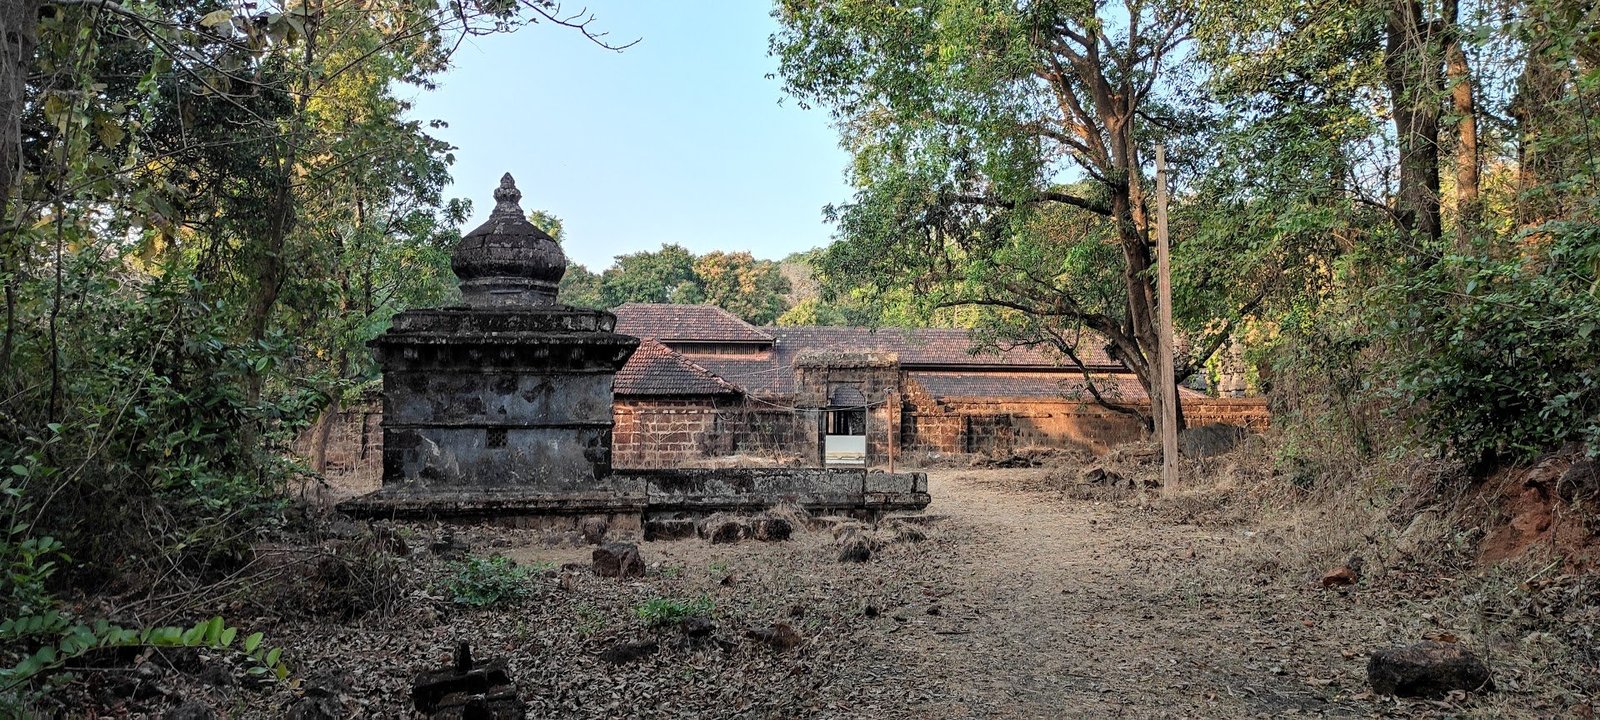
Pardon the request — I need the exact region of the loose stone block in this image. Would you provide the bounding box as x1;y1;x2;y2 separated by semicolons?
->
1368;641;1493;697
591;542;645;579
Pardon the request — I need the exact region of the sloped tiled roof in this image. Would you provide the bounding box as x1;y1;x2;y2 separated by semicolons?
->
613;339;740;397
908;371;1205;403
613;303;773;343
689;356;795;397
770;326;1116;369
611;303;1130;399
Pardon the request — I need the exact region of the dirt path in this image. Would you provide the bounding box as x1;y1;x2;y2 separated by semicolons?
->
114;466;1493;719
878;470;1365;718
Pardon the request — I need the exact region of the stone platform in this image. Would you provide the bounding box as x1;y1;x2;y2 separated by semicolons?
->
336;467;929;531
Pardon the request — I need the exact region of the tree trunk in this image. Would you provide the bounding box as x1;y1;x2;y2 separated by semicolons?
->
308;393;341;473
1384;0;1443;251
0;0;38;209
1443;0;1480;247
0;0;40;386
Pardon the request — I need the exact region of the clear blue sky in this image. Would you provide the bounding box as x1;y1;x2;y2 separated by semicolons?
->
406;2;851;270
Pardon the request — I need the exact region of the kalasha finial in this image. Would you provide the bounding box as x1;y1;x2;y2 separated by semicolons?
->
491;173;523;216
449;172;566;307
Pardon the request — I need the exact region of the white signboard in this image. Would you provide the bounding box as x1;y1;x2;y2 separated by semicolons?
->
825;434;867;467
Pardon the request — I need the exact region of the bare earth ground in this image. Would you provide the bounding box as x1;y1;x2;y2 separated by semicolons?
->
842;470;1371;719
97;467;1592;718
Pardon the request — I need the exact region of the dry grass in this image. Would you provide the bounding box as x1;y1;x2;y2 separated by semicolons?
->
1136;429;1600;716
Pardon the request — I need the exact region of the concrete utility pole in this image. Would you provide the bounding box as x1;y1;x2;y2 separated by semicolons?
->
1155;145;1179;490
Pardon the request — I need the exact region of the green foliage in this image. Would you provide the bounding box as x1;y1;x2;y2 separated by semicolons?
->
583;243;794;324
1389;225;1600;463
633;596;713;627
601;243;702;306
573;604;607;635
445;556;536;607
772;0;1279;435
0;615;290;700
528;210;566;243
692;251;791;325
0;0;616;710
559;263;607;310
1;461;65;624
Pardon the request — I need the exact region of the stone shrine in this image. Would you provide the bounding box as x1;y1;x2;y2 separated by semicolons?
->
351;174;644;521
341;174;928;531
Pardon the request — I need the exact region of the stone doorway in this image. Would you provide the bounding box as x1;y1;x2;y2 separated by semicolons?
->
824;384;868;467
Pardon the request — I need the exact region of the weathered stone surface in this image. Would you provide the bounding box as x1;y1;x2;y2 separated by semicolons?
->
591;543;644;579
412;644;515;715
337;175;935;531
1082;466;1127;487
1368;641;1493;697
360;175;638;511
451;173;565;308
431;532;470;557
638;468;929;514
1320;557;1364;589
752;515;792;542
580;516;608;545
431;687;527;720
339;487;647;520
1560;457;1598;501
340;467;929;522
680;616;716;638
699;514;750;544
643;517;696;541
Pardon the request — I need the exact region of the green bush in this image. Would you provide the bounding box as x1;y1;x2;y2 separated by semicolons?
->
445;556;535;607
1389;224;1600;465
633;596;714;627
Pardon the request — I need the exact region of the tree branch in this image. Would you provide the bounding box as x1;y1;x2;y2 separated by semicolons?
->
952;190;1111;217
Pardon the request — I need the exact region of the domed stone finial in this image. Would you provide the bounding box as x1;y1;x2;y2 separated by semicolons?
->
450;173;567;307
491;173;523;215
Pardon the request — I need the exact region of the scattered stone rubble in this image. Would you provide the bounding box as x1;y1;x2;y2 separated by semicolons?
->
590;542;645;579
411;642;525;719
1367;640;1494;698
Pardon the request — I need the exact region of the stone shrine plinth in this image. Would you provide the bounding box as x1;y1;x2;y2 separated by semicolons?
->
342;174;641;524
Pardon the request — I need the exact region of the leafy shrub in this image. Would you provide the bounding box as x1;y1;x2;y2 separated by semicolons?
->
0;614;290;708
1389;224;1600;465
2;264;318;578
633;596;714;627
445;556;535;607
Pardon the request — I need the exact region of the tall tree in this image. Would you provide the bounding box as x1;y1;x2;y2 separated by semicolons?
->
1443;0;1481;240
1383;0;1445;250
693;251;790;325
600;243;701;306
775;0;1249;433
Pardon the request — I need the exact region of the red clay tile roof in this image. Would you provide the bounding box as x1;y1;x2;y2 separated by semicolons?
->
697;327;1121;397
688;356;794;397
612;304;1130;398
770;326;1116;369
613;303;773;343
908;371;1205;403
614;339;740;397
